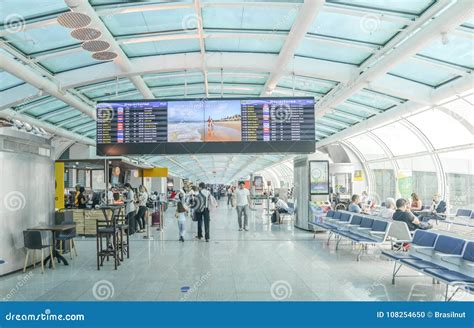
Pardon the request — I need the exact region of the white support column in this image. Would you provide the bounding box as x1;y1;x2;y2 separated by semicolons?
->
193;0;209;97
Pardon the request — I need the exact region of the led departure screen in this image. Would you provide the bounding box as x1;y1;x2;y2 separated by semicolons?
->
96;97;315;155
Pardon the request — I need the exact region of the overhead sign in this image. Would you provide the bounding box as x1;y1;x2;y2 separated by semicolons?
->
96;97;315;155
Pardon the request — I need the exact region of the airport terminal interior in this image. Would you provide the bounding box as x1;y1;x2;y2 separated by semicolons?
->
0;0;473;303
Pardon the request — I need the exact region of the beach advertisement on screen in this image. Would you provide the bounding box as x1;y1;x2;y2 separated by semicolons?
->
310;161;329;195
167;101;205;142
167;100;241;142
204;100;241;142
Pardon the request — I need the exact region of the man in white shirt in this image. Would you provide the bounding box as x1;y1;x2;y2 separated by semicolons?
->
235;181;252;231
271;197;289;224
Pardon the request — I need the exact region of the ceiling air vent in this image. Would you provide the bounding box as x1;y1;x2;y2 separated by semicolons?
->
57;12;91;29
82;40;110;52
92;51;118;61
71;27;101;41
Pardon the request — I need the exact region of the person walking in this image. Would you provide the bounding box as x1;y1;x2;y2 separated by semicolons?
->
135;185;148;233
235;181;252;231
175;194;188;242
195;182;211;242
124;183;136;234
227;186;233;206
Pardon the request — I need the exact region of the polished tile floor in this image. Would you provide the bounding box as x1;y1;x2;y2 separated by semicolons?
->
1;200;472;302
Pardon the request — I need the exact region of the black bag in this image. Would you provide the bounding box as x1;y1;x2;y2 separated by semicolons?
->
192;211;198;222
146;197;154;209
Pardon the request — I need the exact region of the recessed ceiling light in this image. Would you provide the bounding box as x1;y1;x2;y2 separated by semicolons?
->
71;27;101;41
57;12;91;29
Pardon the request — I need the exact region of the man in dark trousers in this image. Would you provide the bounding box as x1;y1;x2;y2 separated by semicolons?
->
195;182;211;242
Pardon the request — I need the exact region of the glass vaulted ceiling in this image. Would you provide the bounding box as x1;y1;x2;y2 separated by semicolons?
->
0;0;472;183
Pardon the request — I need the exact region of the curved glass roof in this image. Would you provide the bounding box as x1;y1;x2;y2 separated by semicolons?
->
0;0;472;182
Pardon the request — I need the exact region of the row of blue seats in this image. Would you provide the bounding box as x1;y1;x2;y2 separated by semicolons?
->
382;230;473;301
310;210;393;261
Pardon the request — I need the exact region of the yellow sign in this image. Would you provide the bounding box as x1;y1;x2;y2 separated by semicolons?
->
141;168;168;177
55;162;65;209
354;170;364;181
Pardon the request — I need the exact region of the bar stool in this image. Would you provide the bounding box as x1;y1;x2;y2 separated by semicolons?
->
96;219;119;270
114;209;130;261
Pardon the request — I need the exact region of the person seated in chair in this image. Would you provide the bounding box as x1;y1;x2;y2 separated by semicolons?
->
392;198;421;231
271;197;289;224
379;197;396;220
348;194;368;214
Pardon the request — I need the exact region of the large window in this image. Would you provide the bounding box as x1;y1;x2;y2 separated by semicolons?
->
397;156;438;203
439;149;474;210
371;161;396;203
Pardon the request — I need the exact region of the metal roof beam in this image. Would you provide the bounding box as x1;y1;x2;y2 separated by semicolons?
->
316;0;473;118
0;109;95;146
0;51;96;119
261;0;325;96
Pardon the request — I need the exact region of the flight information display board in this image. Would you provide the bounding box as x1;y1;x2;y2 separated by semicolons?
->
96;97;315;155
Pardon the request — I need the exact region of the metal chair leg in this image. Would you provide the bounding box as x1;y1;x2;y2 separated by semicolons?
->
32;250;36;268
72;239;78;256
23;249;29;272
50;247;55;269
69;240;73;259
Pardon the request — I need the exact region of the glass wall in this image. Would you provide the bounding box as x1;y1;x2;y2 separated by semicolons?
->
335;93;474;213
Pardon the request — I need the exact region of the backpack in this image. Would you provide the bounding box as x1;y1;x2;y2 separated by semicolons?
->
195;191;207;213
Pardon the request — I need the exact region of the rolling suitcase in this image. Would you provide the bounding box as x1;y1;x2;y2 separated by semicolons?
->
151;211;161;228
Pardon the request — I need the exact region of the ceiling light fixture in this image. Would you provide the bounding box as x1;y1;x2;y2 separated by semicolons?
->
92;51;118;61
82;40;110;52
71;27;101;41
57;12;91;29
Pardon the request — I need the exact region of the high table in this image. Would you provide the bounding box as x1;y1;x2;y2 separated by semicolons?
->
28;224;76;267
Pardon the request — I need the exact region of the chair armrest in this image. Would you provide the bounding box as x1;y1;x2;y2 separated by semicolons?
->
436;253;463;258
369;231;386;235
412;245;435;249
465;262;474;267
346;224;359;227
356;227;372;231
